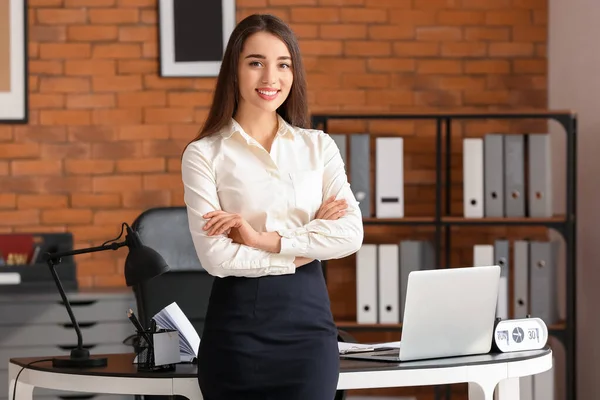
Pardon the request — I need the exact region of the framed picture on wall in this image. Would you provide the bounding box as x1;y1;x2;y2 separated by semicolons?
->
0;0;27;123
158;0;236;78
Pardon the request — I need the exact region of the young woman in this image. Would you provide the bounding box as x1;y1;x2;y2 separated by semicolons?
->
181;13;364;400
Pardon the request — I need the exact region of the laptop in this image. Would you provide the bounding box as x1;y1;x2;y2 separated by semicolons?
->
342;265;501;362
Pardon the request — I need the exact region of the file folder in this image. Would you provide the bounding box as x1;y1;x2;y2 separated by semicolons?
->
375;137;404;218
493;240;509;320
513;240;530;318
356;244;377;324
529;241;559;325
463;138;484;218
330;134;347;170
377;244;400;324
504;134;525;217
484;133;505;217
350;134;371;217
528;133;553;217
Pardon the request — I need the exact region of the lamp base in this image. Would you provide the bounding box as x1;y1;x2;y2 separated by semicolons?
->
52;348;108;368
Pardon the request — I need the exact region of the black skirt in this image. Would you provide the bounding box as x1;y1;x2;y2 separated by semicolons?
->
197;260;340;400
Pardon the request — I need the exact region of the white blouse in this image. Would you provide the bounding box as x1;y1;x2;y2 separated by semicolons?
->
181;114;364;278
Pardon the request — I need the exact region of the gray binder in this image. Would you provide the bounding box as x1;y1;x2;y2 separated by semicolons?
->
494;239;509;320
350;134;370;217
529;241;559;325
399;240;435;321
484;133;505;217
330;134;347;170
528;134;553;217
503;134;525;217
513;240;530;318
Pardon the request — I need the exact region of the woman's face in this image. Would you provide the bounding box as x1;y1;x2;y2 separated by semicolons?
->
237;31;294;115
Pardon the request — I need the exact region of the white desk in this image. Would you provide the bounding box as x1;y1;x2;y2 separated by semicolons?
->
8;349;552;400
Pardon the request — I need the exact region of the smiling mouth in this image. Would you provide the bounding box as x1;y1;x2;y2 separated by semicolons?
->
256;89;279;96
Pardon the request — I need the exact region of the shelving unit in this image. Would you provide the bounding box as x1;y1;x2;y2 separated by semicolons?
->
310;110;577;400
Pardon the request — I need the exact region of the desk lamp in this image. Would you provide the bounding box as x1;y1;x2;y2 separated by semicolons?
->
45;222;170;368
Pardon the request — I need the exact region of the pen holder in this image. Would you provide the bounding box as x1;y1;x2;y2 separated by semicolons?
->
133;328;178;372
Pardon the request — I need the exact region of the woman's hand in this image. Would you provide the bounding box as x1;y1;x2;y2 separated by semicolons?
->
315;196;347;220
203;211;259;247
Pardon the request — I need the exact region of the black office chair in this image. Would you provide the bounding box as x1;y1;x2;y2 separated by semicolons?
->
130;206;350;400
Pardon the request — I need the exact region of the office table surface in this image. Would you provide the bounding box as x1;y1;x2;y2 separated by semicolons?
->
10;347;551;377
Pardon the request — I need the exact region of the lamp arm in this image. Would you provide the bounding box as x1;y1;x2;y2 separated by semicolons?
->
45;240;128;354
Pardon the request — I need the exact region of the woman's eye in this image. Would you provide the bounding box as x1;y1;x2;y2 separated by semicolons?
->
280;63;291;69
249;61;262;67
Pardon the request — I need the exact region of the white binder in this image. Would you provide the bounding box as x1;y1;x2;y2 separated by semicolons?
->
463;138;484;218
473;244;494;267
375;137;404;218
377;244;400;324
513;240;530;318
356;244;378;324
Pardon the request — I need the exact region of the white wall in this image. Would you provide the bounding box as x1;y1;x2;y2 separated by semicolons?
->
548;1;600;399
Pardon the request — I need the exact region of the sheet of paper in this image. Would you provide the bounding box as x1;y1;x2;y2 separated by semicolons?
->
338;341;401;354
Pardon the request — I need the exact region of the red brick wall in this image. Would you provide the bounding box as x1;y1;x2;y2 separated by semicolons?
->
0;0;547;288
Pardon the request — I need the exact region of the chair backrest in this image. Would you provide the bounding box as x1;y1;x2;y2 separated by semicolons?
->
130;206;214;335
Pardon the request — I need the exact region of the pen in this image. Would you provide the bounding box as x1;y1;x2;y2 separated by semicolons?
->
127;308;152;344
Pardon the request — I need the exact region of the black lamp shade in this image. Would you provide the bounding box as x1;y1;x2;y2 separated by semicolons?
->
124;245;169;287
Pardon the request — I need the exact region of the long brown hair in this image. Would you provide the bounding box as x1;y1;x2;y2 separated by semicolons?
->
191;14;309;142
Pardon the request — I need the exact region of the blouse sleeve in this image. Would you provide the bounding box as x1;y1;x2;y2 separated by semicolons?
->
276;133;364;260
181;143;296;278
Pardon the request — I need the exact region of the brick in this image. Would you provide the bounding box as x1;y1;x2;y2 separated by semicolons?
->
92;109;143;125
93;210;142;225
93;76;143;92
67;26;119;41
0;126;13;141
30;94;66;109
92;142;142;159
92;44;142;59
40;110;92;125
118;0;155;6
11;160;63;176
89;9;139;24
140;9;156;24
65;159;115;175
464;27;510;41
289;23;318;39
15;125;67;143
367;58;414;72
366;90;413;106
237;0;267;5
40;177;93;193
341;8;388;23
30;26;67;42
118;91;166;107
0;143;41;159
65;0;116;6
143;108;195;124
70;194;121;208
0;210;40;226
122;190;171;208
290;8;339;22
42;143;91;159
316;90;366;106
119;125;170;140
441;42;487;57
118;26;156;42
65;60;116;76
320;25;367;40
143;174;183;190
464;60;510;74
513;26;546;42
93;176;142;192
437;11;485;25
39;77;90;93
167;92;212;107
29;61;63;75
416;26;462;41
116;158;166;173
37;9;87;24
68;126;116;142
368;25;414;40
117;60;157;74
342;73;390;89
513;59;546;74
39;43;91;59
66;94;116;109
485;10;532;25
42;209;93;225
142;140;186;157
345;41;391;57
417;60;462;74
489;42;534;57
393;42;439;57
